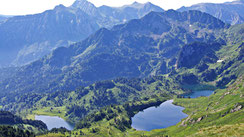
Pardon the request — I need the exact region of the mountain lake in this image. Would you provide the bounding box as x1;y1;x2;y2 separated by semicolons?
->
35;115;75;130
131;90;214;131
35;90;214;131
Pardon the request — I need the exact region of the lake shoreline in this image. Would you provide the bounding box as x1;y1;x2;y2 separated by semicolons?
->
131;90;214;131
35;115;75;130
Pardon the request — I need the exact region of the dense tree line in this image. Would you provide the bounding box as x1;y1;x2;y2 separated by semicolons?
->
0;126;35;137
2;76;183;124
75;94;169;131
0;111;47;130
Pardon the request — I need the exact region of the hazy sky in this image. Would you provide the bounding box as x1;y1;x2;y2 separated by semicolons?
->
0;0;235;15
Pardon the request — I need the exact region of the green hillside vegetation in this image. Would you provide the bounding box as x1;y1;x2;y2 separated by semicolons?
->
0;10;243;137
3;76;183;123
38;94;171;137
3;23;243;125
175;24;244;88
0;125;35;137
0;111;48;135
2;23;243;136
43;76;242;137
142;76;244;137
0;10;228;100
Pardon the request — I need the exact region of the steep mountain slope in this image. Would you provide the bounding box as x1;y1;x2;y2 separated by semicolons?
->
0;67;17;82
178;0;244;25
0;5;99;67
175;24;244;87
145;76;244;137
0;10;227;98
176;42;223;69
0;0;163;67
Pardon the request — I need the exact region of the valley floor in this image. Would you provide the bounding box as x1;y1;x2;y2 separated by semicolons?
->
37;76;244;137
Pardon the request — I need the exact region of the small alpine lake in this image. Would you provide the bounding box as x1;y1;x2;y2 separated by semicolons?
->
131;100;188;131
35;90;214;131
35;115;75;130
183;90;214;98
131;90;214;131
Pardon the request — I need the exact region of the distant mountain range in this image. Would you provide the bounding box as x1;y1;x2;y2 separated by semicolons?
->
178;0;244;25
0;0;243;99
71;1;164;28
0;0;163;67
0;10;231;97
0;0;243;68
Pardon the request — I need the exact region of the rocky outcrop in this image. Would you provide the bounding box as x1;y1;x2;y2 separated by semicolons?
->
177;42;221;69
230;104;243;113
222;103;242;117
180;115;207;126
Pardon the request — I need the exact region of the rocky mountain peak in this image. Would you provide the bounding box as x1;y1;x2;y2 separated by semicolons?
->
132;1;140;5
54;4;66;11
71;0;94;7
71;0;98;15
123;1;162;11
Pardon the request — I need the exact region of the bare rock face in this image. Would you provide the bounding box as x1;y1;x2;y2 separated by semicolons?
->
180;115;207;127
71;0;98;16
197;116;204;122
230;104;243;113
180;116;191;127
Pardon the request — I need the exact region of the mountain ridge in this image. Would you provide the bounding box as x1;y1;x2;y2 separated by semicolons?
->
0;0;164;68
178;0;244;25
0;10;229;98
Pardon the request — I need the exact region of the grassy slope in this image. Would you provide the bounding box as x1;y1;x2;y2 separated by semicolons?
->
190;123;244;137
37;94;170;137
6;76;183;123
132;76;244;137
43;76;243;137
7;21;244;137
33;40;244;136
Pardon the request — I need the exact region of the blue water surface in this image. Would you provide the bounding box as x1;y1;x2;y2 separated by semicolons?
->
35;115;75;130
132;90;214;131
183;90;214;98
131;100;188;131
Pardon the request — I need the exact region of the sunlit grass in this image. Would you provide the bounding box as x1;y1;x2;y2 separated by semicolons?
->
31;106;67;121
